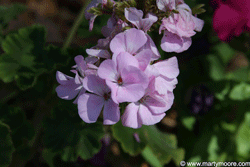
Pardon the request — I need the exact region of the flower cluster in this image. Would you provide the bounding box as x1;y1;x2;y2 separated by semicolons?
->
56;0;204;128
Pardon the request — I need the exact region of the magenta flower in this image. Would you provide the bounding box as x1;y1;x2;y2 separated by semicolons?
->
124;7;158;32
212;0;250;41
98;52;148;104
78;75;120;125
159;3;204;53
121;77;174;129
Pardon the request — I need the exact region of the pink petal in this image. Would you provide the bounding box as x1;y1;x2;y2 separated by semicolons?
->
138;104;166;125
103;99;120;125
155;76;177;93
141;13;158;32
146;92;174;114
124;7;143;29
134;49;152;71
153;56;179;79
122;103;142;129
82;75;110;96
116;52;139;73
56;84;83;100
106;80;119;104
56;71;73;85
160;31;183;52
124;28;148;54
86;49;111;59
110;33;126;53
78;93;104;123
192;16;204;32
98;59;117;81
175;37;192;53
156;0;176;12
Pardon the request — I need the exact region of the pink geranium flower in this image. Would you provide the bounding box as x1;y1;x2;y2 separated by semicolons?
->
78;75;120;125
159;3;204;53
212;0;250;41
98;52;148;104
121;77;174;129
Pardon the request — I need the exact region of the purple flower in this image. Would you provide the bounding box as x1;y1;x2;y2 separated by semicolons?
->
159;3;204;53
98;52;149;104
124;7;158;32
78;75;120;125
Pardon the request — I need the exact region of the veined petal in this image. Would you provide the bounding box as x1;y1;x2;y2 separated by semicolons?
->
160;31;183;52
82;75;110;96
153;56;179;79
135;49;152;71
98;59;117;81
124;7;143;29
122;103;142;129
110;33;126;53
138;104;166;125
116;52;139;73
106;80;119;104
124;28;148;54
78;93;104;123
103;99;120;125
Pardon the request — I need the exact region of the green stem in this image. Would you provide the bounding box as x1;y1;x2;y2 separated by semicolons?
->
62;0;92;51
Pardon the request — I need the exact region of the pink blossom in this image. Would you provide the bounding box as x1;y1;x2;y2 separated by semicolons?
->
157;0;176;11
159;3;204;53
124;7;158;32
110;28;159;65
98;52;149;104
121;77;174;129
78;75;120;125
212;0;250;41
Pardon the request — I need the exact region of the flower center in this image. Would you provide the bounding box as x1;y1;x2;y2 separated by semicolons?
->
117;77;123;85
103;92;111;101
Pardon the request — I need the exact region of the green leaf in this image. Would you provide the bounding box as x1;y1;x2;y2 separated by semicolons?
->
192;4;206;15
208;135;219;161
182;117;196;131
207;55;225;81
112;121;147;156
112;122;185;166
42;149;57;167
229;82;250;100
0;121;15;167
43;102;105;162
0;25;47;89
142;126;185;166
142;146;163;167
236;112;250;157
0;54;19;82
225;67;250;82
214;43;235;65
0;4;26;30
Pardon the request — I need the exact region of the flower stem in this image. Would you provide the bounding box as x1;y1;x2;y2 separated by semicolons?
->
62;0;92;51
